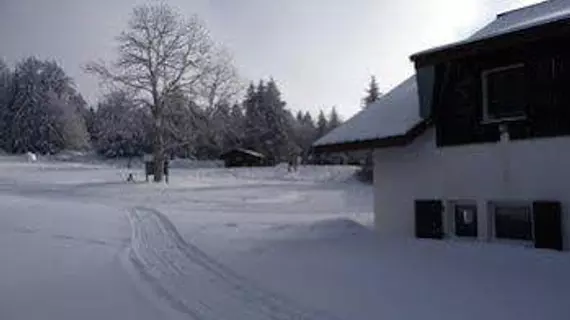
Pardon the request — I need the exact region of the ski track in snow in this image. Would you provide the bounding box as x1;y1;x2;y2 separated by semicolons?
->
126;206;343;320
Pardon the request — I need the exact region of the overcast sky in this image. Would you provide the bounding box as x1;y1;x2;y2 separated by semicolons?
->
0;0;542;118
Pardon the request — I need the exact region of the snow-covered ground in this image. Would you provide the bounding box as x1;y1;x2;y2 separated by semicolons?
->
0;158;569;320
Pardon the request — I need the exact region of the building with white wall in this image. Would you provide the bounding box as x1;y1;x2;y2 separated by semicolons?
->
314;1;570;251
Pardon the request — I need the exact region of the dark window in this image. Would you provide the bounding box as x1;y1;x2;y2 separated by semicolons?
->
415;200;444;239
454;204;478;238
482;65;526;121
494;205;532;241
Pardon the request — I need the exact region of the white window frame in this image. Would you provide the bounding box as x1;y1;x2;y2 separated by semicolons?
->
488;201;534;245
481;64;527;124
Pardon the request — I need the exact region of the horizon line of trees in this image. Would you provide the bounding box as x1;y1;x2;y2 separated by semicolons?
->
0;56;343;161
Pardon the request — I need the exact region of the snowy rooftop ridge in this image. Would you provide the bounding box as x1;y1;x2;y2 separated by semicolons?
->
313;76;421;147
412;0;570;58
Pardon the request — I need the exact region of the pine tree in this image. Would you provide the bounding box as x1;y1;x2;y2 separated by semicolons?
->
228;103;244;149
261;79;290;162
302;111;315;128
93;90;147;157
0;60;13;151
363;75;381;108
84;107;97;143
328;106;341;131
295;110;304;123
244;82;265;152
362;76;380;177
6;57;89;154
316;109;328;138
207;101;232;158
296;111;317;159
231;102;244;120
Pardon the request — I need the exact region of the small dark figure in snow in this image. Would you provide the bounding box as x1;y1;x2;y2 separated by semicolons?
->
126;157;135;183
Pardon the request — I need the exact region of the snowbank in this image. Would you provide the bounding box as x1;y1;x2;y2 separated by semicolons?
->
169;158;223;169
193;165;362;184
187;220;570;320
266;218;372;239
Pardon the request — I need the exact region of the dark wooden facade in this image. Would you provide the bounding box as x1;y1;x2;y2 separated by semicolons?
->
409;21;570;251
425;33;570;147
220;149;265;168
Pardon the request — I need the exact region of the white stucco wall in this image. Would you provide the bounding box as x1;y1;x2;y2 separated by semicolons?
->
373;128;570;249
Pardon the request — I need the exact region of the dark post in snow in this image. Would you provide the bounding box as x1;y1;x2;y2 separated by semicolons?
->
144;153;170;183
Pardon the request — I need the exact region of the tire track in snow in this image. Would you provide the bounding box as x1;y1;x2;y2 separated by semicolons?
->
126;207;342;320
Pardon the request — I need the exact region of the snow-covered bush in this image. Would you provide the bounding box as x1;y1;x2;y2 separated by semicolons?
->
25;152;37;162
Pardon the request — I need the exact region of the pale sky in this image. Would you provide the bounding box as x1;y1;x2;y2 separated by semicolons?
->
0;0;543;118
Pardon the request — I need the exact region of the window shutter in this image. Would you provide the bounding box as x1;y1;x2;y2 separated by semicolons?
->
533;201;563;251
415;200;444;239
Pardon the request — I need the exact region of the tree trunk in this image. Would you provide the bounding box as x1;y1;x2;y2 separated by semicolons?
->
152;117;165;182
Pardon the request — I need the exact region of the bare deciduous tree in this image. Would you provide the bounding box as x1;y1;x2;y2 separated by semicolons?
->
86;3;214;182
200;49;242;111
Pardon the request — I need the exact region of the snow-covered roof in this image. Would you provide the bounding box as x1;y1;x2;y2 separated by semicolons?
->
313;76;422;147
223;148;265;158
413;0;570;58
314;2;570;150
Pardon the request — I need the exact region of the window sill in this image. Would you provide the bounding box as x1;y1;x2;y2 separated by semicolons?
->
481;115;527;125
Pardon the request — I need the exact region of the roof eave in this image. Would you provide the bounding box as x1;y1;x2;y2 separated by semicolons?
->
313;119;430;154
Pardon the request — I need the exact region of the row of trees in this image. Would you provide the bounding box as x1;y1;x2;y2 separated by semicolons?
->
0;3;380;182
88;77;342;162
0;54;343;163
242;80;341;162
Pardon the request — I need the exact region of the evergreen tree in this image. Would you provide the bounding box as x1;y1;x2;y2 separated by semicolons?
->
203;100;234;158
243;82;265;152
163;89;206;158
316;109;328;138
363;75;381;108
6;57;89;154
231;102;244;120
84;107;97;143
241;78;301;162
0;60;13;151
295;111;317;160
295;110;304;123
93;90;147;157
328;106;341;131
302;111;315;129
260;79;290;161
362;76;380;177
227;103;244;149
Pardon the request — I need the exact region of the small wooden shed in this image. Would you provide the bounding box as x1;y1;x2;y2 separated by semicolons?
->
220;148;265;167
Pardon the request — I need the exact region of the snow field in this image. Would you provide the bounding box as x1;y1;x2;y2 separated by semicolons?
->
1;157;569;320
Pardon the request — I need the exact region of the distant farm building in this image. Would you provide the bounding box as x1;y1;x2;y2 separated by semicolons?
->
220;149;266;167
